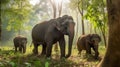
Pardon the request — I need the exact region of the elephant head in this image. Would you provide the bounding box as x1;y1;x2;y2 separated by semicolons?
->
19;37;27;53
54;15;75;58
90;34;101;46
89;34;101;58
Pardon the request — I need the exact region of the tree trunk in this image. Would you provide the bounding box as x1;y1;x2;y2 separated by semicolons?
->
58;0;63;17
97;0;120;67
81;14;85;35
81;0;85;35
78;0;85;35
50;0;57;18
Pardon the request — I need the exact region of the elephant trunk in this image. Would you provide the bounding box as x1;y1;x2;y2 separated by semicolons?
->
94;41;99;59
94;41;99;50
66;23;75;58
23;45;26;53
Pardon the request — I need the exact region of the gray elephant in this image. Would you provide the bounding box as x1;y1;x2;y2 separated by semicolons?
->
13;35;27;53
32;15;75;58
77;34;101;59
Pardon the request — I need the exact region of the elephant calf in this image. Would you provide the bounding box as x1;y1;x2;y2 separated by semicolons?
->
77;34;101;59
13;35;27;53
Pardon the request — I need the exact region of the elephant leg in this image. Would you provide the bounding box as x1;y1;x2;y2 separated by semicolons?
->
41;43;47;55
86;43;91;54
33;42;39;54
19;47;22;53
23;46;26;53
46;42;53;58
78;50;82;56
92;47;99;59
15;46;17;52
58;37;65;58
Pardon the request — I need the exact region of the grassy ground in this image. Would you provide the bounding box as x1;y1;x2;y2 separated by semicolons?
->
0;45;106;67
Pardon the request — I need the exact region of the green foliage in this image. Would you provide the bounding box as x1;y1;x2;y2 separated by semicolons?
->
33;60;42;67
84;0;107;30
1;0;32;32
45;61;49;67
69;0;107;35
0;62;4;67
0;46;106;67
24;62;31;67
9;61;17;67
69;0;89;11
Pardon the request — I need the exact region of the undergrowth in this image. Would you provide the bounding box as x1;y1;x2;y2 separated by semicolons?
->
0;45;105;67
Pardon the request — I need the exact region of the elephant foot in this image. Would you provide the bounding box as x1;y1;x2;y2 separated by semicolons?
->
23;52;25;54
34;53;38;55
32;51;38;55
46;56;52;59
46;54;51;59
94;55;99;60
60;54;65;59
41;51;46;55
23;50;26;53
32;49;38;55
40;53;46;57
36;54;45;58
65;54;70;58
60;56;66;59
94;56;99;60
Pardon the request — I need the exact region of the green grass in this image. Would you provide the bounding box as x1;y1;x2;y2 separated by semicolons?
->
0;45;106;67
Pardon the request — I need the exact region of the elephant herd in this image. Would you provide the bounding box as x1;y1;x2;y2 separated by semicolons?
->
13;15;101;59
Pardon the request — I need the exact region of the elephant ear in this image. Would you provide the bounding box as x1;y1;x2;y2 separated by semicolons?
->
90;34;101;42
52;19;61;31
53;16;67;31
97;35;101;42
86;34;93;43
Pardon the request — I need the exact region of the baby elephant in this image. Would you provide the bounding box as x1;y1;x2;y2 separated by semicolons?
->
13;35;27;53
77;34;101;59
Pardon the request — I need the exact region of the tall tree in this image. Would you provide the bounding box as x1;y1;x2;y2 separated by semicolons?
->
77;0;85;35
50;0;57;18
69;0;86;35
58;0;63;17
98;0;120;67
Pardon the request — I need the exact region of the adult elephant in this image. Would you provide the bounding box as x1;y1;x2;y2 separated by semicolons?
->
32;15;75;58
13;35;27;53
77;34;101;59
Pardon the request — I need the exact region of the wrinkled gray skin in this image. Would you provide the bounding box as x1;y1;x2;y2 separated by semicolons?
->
13;35;27;53
32;15;75;58
77;34;101;59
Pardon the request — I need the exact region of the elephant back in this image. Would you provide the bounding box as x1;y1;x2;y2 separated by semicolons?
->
77;35;87;50
13;35;27;46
